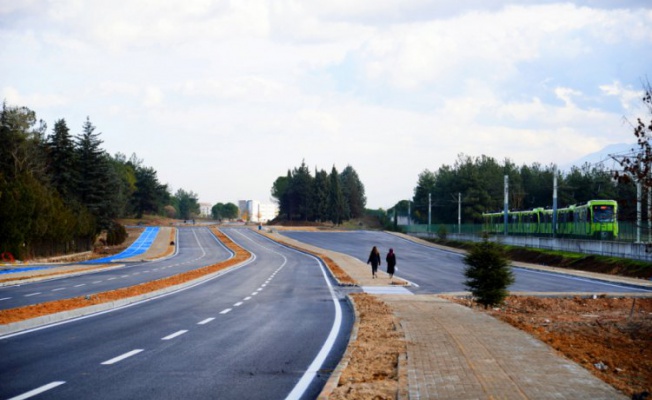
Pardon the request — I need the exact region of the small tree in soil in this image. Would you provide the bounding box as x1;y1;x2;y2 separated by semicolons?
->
463;238;514;308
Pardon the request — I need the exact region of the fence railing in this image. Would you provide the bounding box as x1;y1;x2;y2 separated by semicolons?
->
401;222;652;243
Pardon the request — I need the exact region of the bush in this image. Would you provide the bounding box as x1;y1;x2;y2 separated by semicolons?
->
437;225;448;240
463;238;514;308
106;222;128;246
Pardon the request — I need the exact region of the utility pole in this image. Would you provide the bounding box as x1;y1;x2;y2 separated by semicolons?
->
503;175;509;235
458;192;461;234
408;200;411;228
553;168;558;238
428;193;432;235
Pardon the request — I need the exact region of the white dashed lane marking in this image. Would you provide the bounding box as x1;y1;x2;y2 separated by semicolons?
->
198;318;215;325
162;330;188;341
24;293;41;297
0;297;11;301
234;302;243;307
51;288;66;292
101;349;144;365
220;308;232;314
8;381;66;400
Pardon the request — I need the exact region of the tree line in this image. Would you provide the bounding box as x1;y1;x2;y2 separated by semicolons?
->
398;155;637;225
271;161;366;224
0;102;200;259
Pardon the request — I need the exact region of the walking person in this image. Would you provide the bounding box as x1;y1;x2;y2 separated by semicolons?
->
367;246;381;278
386;248;396;281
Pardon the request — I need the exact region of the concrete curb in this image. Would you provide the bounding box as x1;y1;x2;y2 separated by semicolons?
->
317;294;360;399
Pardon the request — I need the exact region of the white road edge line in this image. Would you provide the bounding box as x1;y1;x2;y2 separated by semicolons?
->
162;330;188;340
198;318;215;325
253;237;343;400
101;349;144;365
8;381;66;400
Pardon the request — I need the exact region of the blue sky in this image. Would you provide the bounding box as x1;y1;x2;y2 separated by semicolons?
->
1;1;651;209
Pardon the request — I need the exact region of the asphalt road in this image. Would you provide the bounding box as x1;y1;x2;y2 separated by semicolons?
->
282;230;652;294
0;228;353;400
0;227;232;310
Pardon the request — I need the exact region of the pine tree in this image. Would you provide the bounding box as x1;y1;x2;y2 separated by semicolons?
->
463;238;514;308
340;165;367;219
75;117;112;230
328;166;345;225
47;119;77;200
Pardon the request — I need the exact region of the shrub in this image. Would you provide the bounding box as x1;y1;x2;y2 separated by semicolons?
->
463;238;514;308
106;222;128;246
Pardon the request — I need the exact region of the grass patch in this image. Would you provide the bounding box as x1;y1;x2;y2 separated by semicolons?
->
426;238;652;280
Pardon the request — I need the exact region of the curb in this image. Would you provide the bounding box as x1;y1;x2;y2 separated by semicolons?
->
317;294;360;399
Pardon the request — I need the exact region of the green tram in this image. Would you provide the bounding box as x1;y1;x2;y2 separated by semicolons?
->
482;199;618;239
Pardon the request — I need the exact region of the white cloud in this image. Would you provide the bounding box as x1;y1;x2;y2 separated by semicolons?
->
3;0;651;208
2;87;69;108
599;81;643;110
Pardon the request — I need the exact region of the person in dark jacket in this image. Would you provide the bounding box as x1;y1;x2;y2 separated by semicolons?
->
386;248;396;280
367;246;381;278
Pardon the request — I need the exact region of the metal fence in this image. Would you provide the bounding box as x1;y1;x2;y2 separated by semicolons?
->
401;221;652;243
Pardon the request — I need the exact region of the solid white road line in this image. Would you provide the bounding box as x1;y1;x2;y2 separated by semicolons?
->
198;318;215;325
24;293;41;297
8;381;66;400
101;349;144;365
162;330;188;340
220;308;232;314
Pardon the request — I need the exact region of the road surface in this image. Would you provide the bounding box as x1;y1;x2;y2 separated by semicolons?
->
0;228;353;399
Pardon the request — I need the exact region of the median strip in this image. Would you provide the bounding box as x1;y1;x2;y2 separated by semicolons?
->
0;228;250;326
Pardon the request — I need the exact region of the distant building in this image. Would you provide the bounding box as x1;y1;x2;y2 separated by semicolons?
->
238;200;279;223
199;202;212;218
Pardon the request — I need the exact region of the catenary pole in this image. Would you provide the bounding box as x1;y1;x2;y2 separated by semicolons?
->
553;168;558;238
503;175;508;235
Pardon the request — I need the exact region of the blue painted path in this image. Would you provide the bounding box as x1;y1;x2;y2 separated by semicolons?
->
0;266;50;275
83;227;160;264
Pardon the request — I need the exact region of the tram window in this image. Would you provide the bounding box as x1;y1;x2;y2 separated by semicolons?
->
593;205;614;223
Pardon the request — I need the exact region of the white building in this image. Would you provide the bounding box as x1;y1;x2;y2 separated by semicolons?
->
238;200;279;223
199;202;212;218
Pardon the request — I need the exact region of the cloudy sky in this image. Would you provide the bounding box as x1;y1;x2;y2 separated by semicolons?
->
2;1;651;209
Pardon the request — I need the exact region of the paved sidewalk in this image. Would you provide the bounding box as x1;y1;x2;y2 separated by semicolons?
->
385;294;626;399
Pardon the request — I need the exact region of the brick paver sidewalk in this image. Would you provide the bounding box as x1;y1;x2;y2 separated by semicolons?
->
384;294;627;400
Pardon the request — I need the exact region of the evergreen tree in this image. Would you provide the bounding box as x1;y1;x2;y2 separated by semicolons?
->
312;168;330;221
290;160;313;220
132;165;168;218
75;117;112;229
340;165;367;219
463;239;514;308
328;166;345;225
47;119;77;200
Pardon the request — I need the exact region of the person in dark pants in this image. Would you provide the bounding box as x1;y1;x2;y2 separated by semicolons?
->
367;246;381;278
386;248;396;281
